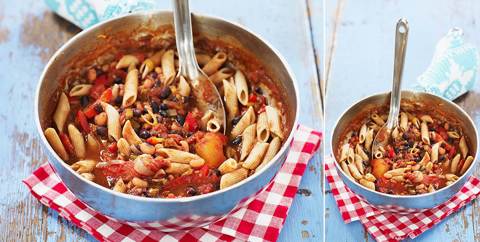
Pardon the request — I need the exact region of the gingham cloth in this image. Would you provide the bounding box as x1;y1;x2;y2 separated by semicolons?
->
23;125;322;242
325;157;480;242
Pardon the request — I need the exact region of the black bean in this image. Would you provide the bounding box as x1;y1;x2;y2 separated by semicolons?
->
231;115;242;126
231;136;242;145
80;96;90;107
114;96;123;105
159;110;168;117
113;77;123;84
138;129;151;139
255;86;263;95
133;108;142;117
186;186;198;196
96;126;107;137
150;101;159;113
176;115;185;126
160;103;168;110
151;72;158;79
94;103;103;113
159;87;172;99
402;133;409;140
213;169;221;177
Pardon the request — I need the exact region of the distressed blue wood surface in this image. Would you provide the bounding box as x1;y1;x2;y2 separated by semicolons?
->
0;0;323;241
325;0;480;241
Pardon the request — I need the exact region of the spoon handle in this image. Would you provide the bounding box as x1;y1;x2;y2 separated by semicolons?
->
172;0;199;79
387;18;409;128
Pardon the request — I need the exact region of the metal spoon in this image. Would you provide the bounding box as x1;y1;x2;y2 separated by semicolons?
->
172;0;226;133
371;18;409;158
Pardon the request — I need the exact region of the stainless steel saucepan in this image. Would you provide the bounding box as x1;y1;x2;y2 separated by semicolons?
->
35;11;299;228
331;91;478;210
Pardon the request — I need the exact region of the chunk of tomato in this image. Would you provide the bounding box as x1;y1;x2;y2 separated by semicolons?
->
90;84;105;100
183;112;199;132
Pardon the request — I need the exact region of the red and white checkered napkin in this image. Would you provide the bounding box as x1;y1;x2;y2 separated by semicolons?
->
23;125;322;242
325;157;480;242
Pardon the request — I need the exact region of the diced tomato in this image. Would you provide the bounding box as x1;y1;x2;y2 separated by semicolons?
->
83;104;97;119
387;146;395;158
248;94;257;102
68;96;80;105
95;74;108;86
107;142;118;153
146;137;163;145
377;177;407;195
161;172;219;196
183;112;199;132
436;126;449;141
89;84;105;100
199;164;209;176
59;133;75;155
100;88;113;103
99;160;137;181
448;146;456;159
76;111;91;133
422;175;447;188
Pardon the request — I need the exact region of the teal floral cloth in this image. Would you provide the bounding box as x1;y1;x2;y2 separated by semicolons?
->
415;28;479;100
44;1;479;100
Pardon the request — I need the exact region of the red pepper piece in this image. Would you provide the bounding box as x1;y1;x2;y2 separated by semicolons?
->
183;112;199;132
76;110;91;133
59;133;75;155
107;142;118;153
90;84;105;100
248;94;257;102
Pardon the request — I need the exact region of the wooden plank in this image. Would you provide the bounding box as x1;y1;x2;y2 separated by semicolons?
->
325;0;480;241
0;0;323;241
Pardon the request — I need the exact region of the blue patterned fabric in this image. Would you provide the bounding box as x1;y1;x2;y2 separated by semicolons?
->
416;28;479;100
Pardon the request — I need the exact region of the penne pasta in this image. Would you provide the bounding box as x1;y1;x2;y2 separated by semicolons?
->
53;92;70;133
447;131;460;139
450;153;461;174
420;121;430;144
242;142;269;170
177;76;191;97
69;84;92;97
117;138;130;157
200;110;214;128
371;113;385;126
256;112;270;143
195;53;211;66
86;134;99;153
223;79;239;122
234;70;249;105
339;143;350;162
218;158;238;175
202;52;227;75
391;127;399;140
206;118;221;133
354;154;364;175
355;144;369;161
240;124;256;161
68;124;85;159
265;105;284;139
459;156;474;175
400;112;408;131
459;136;468;159
209;67;235;85
165;162;191;175
116;55;139;69
431;142;441;163
348;162;363;180
419;152;430;166
340;161;353;178
346;146;355;165
122;120;142;144
157;148;205;168
420;115;433;123
140;50;164;78
103;102;121;141
364;128;374;151
231;106;256;137
44;128;69;161
122;68;139;107
220;167;248;189
255;137;281;172
161;50;176;86
358;124;367;144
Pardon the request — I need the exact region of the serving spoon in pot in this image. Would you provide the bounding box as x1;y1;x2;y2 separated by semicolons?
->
371;18;409;159
172;0;226;134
